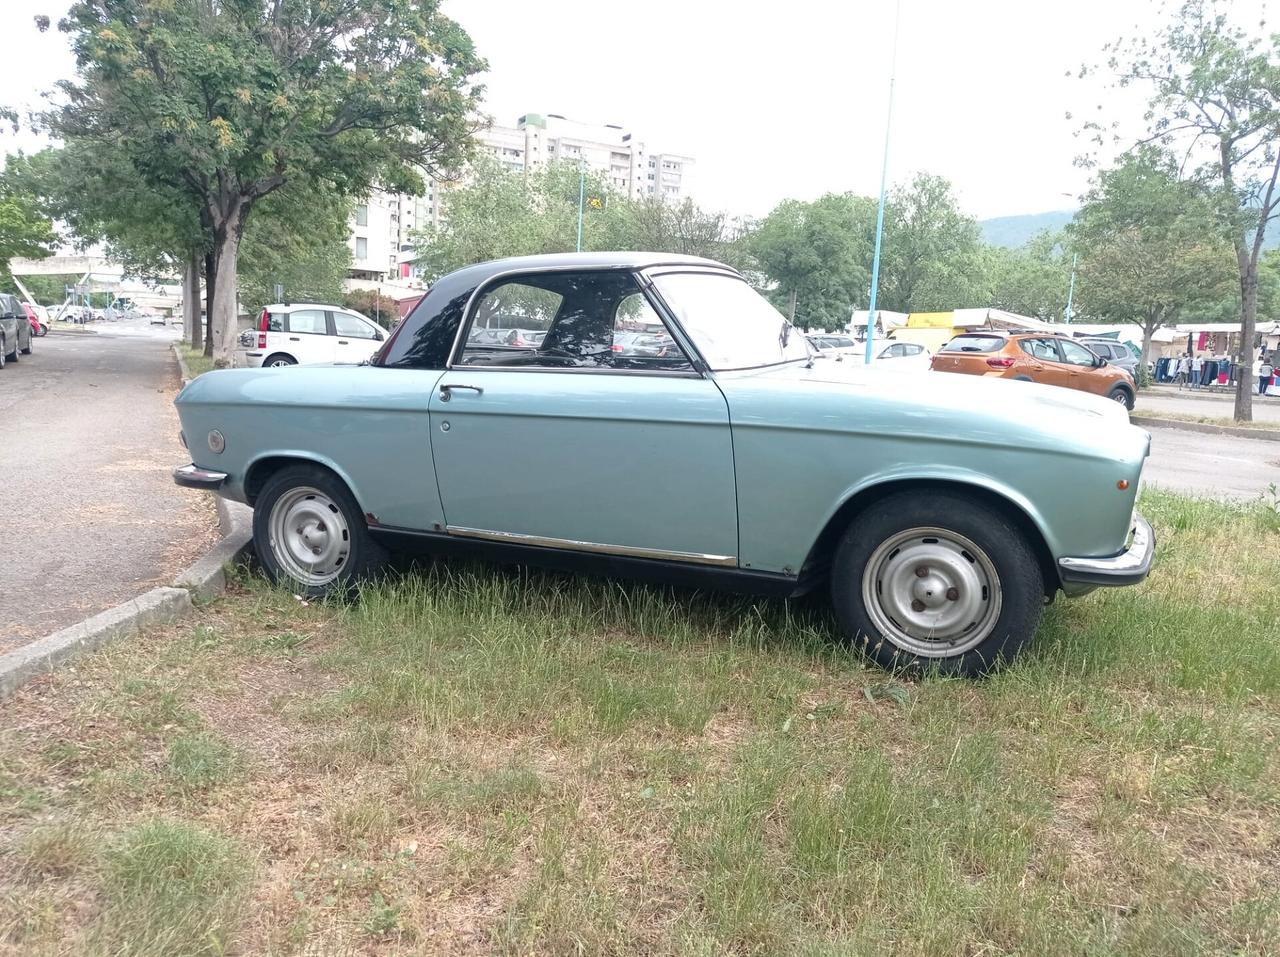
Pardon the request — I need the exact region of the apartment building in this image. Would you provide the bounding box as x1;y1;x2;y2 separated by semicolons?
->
349;113;694;284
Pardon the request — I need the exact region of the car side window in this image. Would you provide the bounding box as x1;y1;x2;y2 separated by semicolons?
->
333;312;378;339
457;272;692;372
904;343;923;355
1022;338;1058;362
287;309;328;335
1059;340;1098;367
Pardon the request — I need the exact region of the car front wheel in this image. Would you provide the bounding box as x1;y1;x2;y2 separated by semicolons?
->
252;464;388;597
1107;386;1134;411
831;491;1045;676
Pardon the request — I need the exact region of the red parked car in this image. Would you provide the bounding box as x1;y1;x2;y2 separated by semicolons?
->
23;304;47;338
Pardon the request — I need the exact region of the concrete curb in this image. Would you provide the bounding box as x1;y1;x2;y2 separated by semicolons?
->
0;588;193;699
172;341;192;387
0;358;256;702
1132;414;1280;443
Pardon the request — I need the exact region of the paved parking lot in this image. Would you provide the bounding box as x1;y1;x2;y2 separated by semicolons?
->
0;333;216;652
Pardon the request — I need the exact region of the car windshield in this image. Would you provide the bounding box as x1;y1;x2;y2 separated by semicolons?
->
651;271;811;370
941;335;1005;353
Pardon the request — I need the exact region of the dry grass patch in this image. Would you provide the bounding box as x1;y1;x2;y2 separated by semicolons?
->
0;489;1278;954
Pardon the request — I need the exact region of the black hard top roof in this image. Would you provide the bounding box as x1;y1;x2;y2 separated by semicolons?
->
436;251;738;287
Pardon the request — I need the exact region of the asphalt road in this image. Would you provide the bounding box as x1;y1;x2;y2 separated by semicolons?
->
1142;425;1280;501
0;332;216;652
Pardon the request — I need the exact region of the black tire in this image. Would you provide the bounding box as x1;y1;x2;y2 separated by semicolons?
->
0;337;6;369
36;322;48;337
20;328;32;355
1107;386;1134;411
830;491;1045;677
252;463;388;598
263;353;297;367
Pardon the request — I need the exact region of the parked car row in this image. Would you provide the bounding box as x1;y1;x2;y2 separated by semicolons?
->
0;293;42;370
930;331;1138;409
175;252;1154;678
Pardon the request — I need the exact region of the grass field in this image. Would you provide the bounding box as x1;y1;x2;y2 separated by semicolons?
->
1136;408;1280;432
178;344;216;378
2;489;1278;955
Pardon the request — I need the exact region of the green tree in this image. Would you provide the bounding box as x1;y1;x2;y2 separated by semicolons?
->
877;173;986;313
983;230;1073;321
1069;148;1235;367
238;183;353;317
41;0;483;359
746;193;874;329
1089;0;1280;420
412;159;744;282
0;157;57;292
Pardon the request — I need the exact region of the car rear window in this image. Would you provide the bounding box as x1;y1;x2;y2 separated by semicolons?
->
941;335;1005;353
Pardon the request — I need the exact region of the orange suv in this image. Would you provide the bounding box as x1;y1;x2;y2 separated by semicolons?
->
931;332;1136;409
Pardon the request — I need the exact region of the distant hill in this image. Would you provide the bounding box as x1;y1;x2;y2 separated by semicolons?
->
979;211;1074;248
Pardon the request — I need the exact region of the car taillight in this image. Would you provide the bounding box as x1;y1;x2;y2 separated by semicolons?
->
259;309;269;331
985;357;1015;368
258;332;267;348
611;343;623;352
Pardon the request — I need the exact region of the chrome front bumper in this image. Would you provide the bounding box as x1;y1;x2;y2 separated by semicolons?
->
1058;513;1155;588
173;463;228;490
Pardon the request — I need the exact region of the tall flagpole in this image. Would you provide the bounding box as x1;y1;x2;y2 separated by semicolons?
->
864;0;903;364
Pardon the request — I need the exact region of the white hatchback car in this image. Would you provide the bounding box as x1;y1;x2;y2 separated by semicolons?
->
236;303;388;367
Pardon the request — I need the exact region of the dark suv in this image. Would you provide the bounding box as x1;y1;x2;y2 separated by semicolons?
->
0;292;33;369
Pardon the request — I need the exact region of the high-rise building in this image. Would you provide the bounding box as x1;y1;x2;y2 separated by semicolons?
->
348;113;695;285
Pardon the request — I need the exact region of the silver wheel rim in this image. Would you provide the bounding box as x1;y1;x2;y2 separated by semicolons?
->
269;358;292;367
861;526;1002;657
1111;391;1127;404
267;486;351;586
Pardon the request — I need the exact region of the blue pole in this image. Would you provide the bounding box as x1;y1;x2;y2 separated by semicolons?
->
1063;253;1077;323
576;165;585;253
865;0;903;364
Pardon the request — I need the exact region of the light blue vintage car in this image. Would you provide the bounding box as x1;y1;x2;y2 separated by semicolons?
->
174;253;1154;675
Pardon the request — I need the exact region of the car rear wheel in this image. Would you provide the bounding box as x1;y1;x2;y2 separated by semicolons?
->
0;337;6;369
830;491;1045;676
253;464;388;597
264;354;297;367
20;329;32;355
1107;386;1134;411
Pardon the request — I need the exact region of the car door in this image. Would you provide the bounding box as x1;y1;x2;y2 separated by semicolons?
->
1057;338;1108;395
429;269;739;564
331;310;385;364
283;308;336;364
1018;337;1068;386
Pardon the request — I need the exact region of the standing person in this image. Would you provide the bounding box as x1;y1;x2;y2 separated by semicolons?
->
1261;355;1275;396
1175;353;1189;388
1190;352;1203;390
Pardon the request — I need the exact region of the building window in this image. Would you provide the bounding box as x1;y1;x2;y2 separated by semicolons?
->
355;204;369;226
355;237;368;260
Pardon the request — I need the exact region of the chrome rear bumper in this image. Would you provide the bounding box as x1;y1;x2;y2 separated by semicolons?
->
173;463;228;490
1058;513;1155;588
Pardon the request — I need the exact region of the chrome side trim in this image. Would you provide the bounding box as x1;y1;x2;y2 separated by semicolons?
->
1058;512;1155;587
445;525;737;567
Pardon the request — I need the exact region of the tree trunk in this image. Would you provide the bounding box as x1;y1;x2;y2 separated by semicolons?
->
1140;324;1155;373
1234;249;1256;422
211;228;242;361
788;288;797;322
204;252;216;359
185;254;203;352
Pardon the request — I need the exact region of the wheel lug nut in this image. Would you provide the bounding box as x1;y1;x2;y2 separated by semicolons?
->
914;566;929;578
911;599;926;612
946;587;959;601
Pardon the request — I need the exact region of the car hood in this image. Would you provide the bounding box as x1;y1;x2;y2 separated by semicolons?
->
714;358;1142;458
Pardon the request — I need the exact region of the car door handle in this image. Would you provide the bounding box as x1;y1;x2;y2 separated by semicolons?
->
337;340;349;345
438;383;484;401
288;336;300;341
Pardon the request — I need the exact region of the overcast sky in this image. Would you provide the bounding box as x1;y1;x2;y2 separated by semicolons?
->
0;0;1270;220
